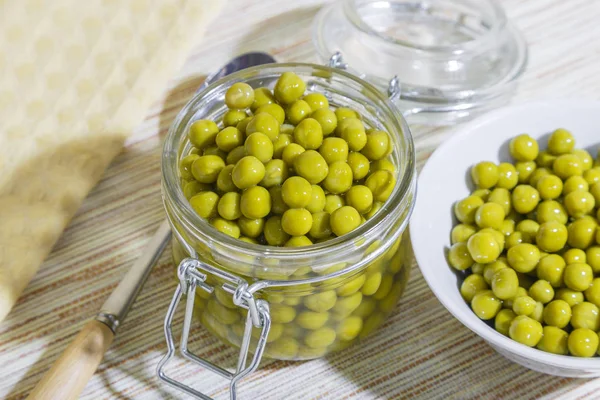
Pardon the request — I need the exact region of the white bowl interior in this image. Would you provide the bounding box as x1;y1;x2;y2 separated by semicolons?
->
410;101;600;375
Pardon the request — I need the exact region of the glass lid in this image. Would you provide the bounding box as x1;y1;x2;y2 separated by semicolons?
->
313;0;528;125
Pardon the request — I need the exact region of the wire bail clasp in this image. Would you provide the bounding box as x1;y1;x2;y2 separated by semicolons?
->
157;258;271;400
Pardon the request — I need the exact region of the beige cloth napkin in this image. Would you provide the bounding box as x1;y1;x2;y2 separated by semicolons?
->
0;0;225;322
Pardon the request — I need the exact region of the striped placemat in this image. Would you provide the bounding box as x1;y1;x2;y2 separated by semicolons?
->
3;0;600;399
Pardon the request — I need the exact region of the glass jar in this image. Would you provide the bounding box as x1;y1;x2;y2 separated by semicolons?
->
161;64;415;365
313;0;527;125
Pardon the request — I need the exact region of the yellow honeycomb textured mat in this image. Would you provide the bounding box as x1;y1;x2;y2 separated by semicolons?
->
0;0;224;322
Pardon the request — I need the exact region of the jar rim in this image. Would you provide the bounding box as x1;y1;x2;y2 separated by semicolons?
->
342;0;508;53
162;63;416;264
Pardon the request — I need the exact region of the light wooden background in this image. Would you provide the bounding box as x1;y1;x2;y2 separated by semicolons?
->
3;0;600;398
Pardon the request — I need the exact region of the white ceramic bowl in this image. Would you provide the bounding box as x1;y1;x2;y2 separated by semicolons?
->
410;101;600;377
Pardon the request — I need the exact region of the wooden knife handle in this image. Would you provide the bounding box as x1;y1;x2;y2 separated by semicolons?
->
27;320;114;400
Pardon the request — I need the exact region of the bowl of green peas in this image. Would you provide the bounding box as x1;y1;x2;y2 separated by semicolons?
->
411;101;600;377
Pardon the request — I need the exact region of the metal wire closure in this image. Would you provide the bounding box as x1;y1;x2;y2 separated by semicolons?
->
156;257;271;400
328;51;400;102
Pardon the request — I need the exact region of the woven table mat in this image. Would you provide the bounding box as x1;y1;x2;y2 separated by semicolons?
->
3;0;600;399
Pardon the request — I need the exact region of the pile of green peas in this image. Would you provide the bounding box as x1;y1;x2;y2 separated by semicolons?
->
449;128;600;357
180;71;396;247
174;71;410;360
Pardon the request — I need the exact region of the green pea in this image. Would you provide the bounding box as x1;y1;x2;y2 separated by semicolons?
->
536;174;563;200
232;156;265;189
471;161;499;189
347;152;370;181
250;87;276;112
256;103;285;125
304;327;337;349
245;132;273;163
225;82;254;109
537;254;566;287
454;195;484;224
294;150;329;184
285;235;313;247
236;116;253;135
460;274;489;302
587;247;600;273
509;134;539;161
309;211;332;240
264;216;290;246
180;154;200;180
556;288;584;307
240;186;271;219
189;119;219;149
568;328;599;357
536;200;568;224
563;175;589;195
190;191;219;218
583;167;600;185
216;164;236;192
274;71;306;104
537;326;568;355
515;161;537;184
203;145;227;160
282;208;313;236
337;274;366;296
488;188;511;216
507;243;540;273
246;112;280;141
269;186;289;215
323;161;354;194
553;154;583;180
270;304;296;323
497;162;519;189
584;278;600;307
320;137;349;165
238;217;264;238
330;206;362;237
567;218;597;249
191;155;225;183
282;176;312;208
304;290;337;312
345;185;373;214
471;290;502;320
260;159;288;188
287;99;312;125
535;221;568;253
449;242;474;271
512;184;540;214
483;260;508;284
491;268;519;300
210;217;240;238
571;302;600;331
303;93;329;111
548;128;575;155
281;143;305;166
495;309;517;336
207;299;239;325
268;337;299;358
565;191;595;219
361;272;382;295
334;107;360;121
451;224;477;244
467;231;501;264
272;133;292;159
361;130;390;161
226;145;246;165
509;315;543;347
564;263;593;291
217;192;242;220
338;118;367;151
294;118;323;150
365;170;395;202
474;202;505;230
332;292;363;317
296;311;329;330
337;316;363;341
223;109;248;128
183;180;210;200
311;108;337;136
306;185;326;213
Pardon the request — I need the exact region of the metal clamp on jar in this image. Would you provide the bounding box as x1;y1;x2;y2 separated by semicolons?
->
156;0;527;398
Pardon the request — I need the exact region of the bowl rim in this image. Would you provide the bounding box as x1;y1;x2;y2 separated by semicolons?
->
411;99;600;369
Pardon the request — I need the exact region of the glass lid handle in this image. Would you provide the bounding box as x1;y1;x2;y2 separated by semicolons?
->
326;52;486;126
157;258;271;400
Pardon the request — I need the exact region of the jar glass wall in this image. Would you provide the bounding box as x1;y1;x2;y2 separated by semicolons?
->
162;64;416;360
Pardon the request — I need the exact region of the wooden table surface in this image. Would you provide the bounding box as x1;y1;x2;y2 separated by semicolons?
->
3;0;600;398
